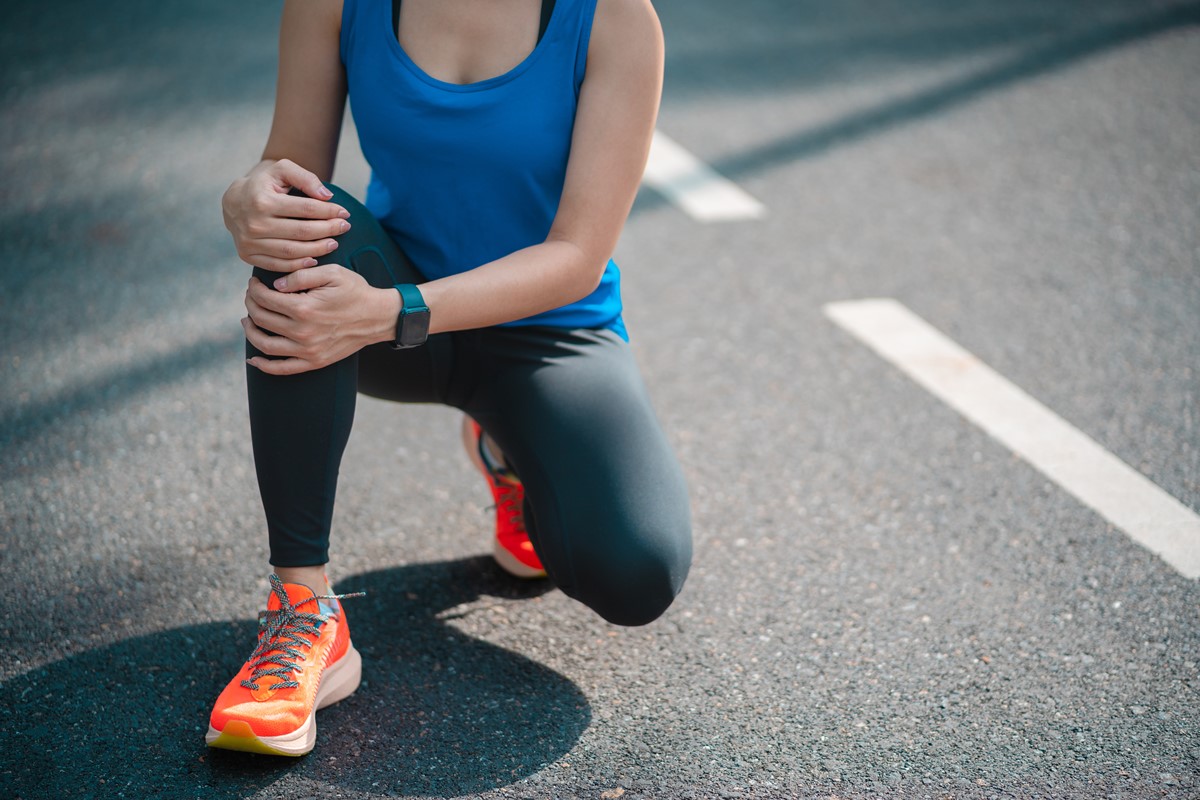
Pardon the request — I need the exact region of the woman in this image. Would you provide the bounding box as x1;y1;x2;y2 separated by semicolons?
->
206;0;691;757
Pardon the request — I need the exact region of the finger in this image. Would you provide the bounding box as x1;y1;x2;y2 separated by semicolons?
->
266;192;351;223
270;263;342;293
242;317;300;357
243;298;295;337
246;280;304;324
242;253;319;274
271;159;334;201
246;234;340;260
250;213;349;242
247;355;315;376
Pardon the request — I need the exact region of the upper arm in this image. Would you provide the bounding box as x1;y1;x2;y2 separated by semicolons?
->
261;0;348;180
547;0;664;273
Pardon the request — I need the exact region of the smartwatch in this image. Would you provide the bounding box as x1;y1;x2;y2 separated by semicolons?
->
392;283;430;349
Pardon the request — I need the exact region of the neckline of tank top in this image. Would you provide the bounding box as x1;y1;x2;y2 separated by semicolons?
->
392;0;556;44
382;0;566;93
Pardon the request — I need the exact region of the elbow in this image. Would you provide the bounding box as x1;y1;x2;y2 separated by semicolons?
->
576;255;607;299
551;236;609;303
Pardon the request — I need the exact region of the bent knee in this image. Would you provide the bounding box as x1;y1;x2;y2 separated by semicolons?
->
565;532;692;627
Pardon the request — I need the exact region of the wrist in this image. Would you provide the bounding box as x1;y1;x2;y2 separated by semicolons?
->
371;286;402;345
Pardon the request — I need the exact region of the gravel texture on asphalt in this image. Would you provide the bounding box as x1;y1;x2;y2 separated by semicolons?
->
2;1;1198;798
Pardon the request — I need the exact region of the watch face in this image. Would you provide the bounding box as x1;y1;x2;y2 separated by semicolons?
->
400;309;430;348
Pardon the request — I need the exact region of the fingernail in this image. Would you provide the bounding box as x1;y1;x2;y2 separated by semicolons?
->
320;187;333;199
303;258;318;267
337;208;350;219
327;240;339;251
274;277;288;290
339;220;351;233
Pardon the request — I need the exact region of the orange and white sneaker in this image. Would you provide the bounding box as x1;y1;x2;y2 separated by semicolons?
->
462;417;547;579
206;574;363;757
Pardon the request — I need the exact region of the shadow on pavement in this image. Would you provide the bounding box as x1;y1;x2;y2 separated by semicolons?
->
632;0;1200;220
0;332;244;454
657;0;1200;98
0;557;589;799
708;1;1200;180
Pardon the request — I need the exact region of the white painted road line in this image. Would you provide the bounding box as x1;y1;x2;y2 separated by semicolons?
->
642;130;766;222
824;298;1200;579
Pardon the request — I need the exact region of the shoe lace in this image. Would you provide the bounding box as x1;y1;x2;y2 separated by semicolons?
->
240;574;364;691
476;426;525;530
493;478;525;530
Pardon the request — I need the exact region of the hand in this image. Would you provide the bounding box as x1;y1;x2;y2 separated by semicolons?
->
243;264;398;376
222;159;352;273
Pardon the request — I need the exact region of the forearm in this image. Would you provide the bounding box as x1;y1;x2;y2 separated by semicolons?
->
369;239;605;338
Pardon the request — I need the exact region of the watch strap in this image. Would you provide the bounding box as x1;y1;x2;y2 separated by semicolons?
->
392;283;430;349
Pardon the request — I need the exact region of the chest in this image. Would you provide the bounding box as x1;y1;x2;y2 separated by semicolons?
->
396;0;545;85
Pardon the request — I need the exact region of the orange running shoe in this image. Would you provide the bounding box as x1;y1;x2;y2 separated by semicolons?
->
462;417;547;579
206;575;363;756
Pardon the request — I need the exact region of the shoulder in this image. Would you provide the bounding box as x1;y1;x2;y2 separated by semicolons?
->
280;0;344;33
588;0;663;68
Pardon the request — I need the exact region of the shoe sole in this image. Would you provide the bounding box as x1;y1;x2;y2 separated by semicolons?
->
493;537;549;579
205;643;362;757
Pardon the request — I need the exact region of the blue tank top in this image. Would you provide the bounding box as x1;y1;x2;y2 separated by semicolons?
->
340;0;626;339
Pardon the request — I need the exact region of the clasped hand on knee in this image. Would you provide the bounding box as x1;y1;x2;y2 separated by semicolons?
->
222;158;350;274
243;267;397;376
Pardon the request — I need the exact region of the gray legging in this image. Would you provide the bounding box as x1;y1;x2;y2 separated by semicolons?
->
246;185;692;626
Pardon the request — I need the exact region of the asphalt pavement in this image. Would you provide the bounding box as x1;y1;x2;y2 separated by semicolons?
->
2;1;1198;798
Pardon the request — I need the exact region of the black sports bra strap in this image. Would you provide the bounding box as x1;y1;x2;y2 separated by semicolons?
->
392;0;557;44
538;0;557;41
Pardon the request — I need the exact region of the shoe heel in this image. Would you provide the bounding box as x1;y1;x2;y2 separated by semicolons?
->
315;644;362;710
493;538;548;579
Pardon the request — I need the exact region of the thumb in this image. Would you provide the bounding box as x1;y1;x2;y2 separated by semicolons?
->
273;158;333;201
272;264;338;293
